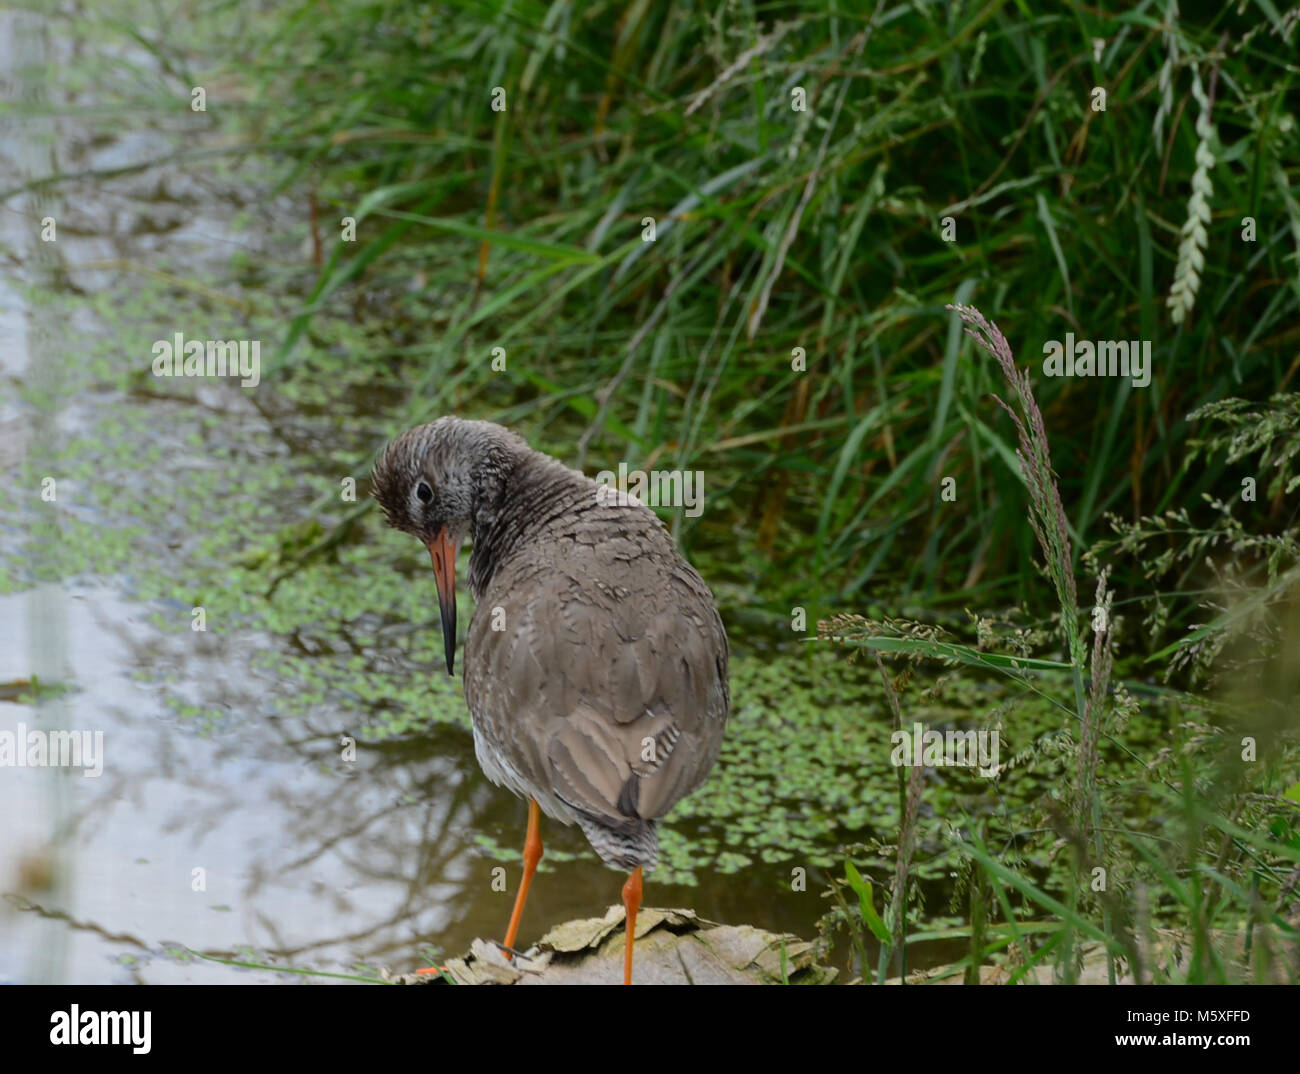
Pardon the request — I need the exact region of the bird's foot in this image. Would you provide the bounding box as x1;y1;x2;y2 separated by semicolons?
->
488;939;529;961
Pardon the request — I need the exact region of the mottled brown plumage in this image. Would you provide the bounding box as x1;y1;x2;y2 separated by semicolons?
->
371;417;729;981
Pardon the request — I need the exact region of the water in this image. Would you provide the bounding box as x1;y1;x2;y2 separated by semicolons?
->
0;8;838;984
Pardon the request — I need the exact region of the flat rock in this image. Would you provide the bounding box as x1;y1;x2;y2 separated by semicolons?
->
390;906;836;985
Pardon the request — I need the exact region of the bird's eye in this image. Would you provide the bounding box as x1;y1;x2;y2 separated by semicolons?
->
416;481;433;503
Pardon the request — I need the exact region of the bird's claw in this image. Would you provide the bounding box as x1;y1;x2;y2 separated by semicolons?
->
490;939;527;961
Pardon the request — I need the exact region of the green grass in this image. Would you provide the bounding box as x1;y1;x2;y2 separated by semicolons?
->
168;0;1296;626
7;0;1300;983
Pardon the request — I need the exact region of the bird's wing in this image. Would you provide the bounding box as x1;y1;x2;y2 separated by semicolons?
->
465;522;728;827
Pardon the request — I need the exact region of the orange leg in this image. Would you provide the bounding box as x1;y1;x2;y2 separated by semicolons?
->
502;798;543;958
622;866;643;986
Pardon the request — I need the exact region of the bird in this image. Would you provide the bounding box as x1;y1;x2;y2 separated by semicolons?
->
370;417;730;985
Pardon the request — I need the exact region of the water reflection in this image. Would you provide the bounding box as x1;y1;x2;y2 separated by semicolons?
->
0;7;831;986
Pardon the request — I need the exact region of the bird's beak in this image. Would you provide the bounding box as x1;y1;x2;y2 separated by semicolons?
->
426;528;460;676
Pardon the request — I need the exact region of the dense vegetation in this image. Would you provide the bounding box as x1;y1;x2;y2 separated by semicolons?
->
233;2;1297;620
216;1;1299;982
11;0;1299;983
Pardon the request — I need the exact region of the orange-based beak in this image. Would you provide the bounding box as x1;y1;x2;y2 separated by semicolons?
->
426;528;459;676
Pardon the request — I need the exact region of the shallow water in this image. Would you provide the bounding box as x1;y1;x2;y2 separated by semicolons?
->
0;9;844;984
0;585;830;985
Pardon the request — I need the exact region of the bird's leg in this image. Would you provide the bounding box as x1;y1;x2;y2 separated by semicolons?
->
622;866;643;986
502;797;543;959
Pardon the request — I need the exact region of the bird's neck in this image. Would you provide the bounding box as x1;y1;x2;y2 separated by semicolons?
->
466;449;591;602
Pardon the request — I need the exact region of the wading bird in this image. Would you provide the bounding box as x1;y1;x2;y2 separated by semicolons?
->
371;418;729;984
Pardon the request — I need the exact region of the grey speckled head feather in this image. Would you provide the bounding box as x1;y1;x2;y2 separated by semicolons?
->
370;417;730;881
371;416;530;553
371;417;531;676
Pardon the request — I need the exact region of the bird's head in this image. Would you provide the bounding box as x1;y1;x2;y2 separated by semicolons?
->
370;417;526;676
